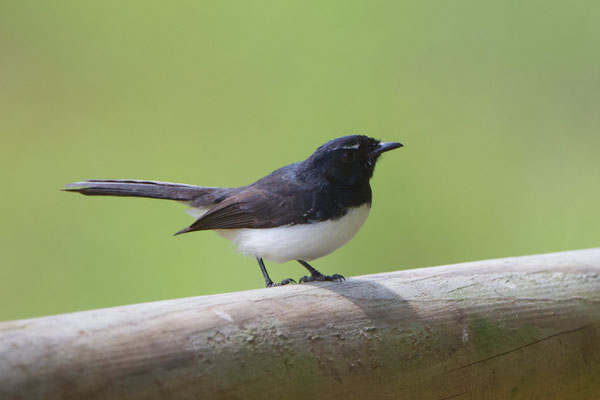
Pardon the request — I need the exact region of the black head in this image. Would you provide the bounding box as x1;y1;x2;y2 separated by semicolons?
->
302;135;403;186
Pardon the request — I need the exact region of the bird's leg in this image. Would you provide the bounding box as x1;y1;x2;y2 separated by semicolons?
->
257;258;296;288
297;260;345;283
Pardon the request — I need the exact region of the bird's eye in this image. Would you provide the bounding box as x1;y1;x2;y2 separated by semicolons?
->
340;150;356;163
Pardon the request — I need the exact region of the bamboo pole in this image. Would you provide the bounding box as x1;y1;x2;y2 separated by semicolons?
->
1;249;599;399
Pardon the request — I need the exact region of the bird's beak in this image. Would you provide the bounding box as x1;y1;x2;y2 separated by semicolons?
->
370;142;403;156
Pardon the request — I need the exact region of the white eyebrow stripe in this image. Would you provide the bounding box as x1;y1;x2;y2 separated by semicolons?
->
342;143;360;150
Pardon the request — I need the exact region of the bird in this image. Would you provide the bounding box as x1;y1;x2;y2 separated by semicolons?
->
64;135;403;288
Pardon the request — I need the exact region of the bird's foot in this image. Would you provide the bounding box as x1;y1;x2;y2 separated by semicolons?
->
266;278;296;288
299;272;345;283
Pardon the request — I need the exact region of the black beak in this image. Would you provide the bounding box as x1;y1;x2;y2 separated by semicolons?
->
370;142;403;157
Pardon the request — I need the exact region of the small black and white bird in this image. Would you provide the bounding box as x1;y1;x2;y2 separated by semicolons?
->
65;135;403;287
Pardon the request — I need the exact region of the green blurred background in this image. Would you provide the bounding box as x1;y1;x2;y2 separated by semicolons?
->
1;1;599;322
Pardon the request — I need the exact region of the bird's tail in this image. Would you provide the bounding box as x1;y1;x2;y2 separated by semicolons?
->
63;179;218;202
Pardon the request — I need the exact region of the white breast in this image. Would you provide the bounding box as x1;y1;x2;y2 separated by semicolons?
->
213;204;371;263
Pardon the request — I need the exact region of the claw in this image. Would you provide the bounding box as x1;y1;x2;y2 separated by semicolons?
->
267;278;296;287
299;273;345;283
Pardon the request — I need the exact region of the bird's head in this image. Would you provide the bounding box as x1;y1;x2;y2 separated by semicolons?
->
302;135;403;186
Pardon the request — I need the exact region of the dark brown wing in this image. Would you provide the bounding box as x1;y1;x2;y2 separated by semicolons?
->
189;197;263;230
174;185;313;235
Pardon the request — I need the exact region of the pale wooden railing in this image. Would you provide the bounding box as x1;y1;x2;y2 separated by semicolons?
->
1;249;599;399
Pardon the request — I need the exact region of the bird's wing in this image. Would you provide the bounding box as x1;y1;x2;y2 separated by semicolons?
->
174;185;312;235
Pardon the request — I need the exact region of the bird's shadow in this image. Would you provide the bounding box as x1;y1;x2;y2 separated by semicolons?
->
300;277;419;326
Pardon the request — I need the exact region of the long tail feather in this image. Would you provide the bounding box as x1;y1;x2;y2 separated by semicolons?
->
63;179;217;201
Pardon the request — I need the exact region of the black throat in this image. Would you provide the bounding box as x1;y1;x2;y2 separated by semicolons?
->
293;161;372;223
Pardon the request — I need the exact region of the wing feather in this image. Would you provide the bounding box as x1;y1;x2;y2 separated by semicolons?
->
174;185;310;235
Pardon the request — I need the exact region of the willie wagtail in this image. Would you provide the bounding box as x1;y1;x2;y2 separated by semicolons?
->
64;135;403;287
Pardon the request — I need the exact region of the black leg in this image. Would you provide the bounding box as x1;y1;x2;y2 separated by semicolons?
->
297;260;345;283
257;258;296;288
257;257;274;287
